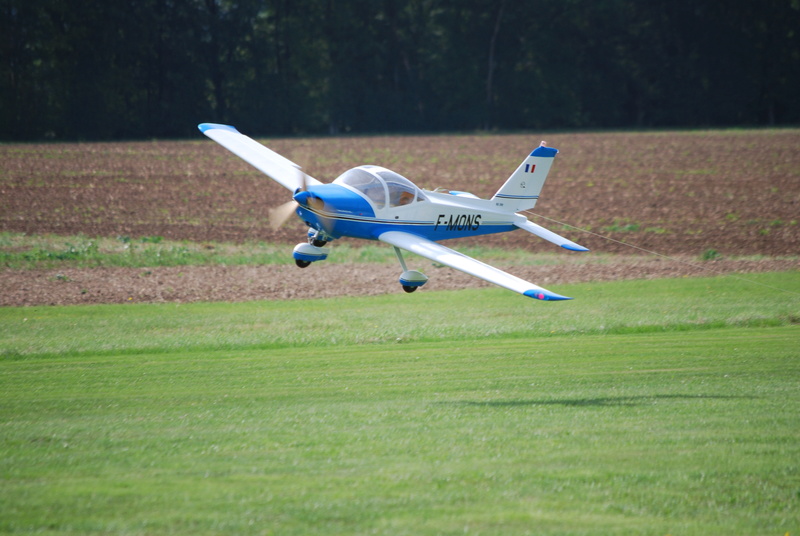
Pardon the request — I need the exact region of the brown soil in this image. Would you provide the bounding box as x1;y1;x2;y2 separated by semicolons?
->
2;257;797;307
2;130;798;306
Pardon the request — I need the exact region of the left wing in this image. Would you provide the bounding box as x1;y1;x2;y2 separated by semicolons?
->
198;123;321;191
379;231;572;301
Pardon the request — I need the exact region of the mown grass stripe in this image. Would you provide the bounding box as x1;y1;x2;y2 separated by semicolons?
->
2;272;797;359
1;325;798;534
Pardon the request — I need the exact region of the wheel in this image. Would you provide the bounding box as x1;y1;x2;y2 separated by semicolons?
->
295;259;311;268
402;285;417;293
311;239;327;247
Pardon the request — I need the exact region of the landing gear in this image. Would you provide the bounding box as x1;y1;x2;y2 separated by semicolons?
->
293;243;329;267
394;247;428;293
291;229;333;268
307;229;330;247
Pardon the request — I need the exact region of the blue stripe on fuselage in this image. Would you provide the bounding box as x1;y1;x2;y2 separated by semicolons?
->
294;183;516;241
296;205;515;241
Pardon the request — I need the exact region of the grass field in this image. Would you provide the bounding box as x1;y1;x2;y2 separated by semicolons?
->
1;273;799;535
0;232;592;270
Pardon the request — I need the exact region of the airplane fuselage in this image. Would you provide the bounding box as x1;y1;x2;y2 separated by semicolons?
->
295;181;520;243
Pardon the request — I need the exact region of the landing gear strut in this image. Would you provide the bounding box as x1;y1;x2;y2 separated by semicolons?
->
394;247;428;293
307;229;329;247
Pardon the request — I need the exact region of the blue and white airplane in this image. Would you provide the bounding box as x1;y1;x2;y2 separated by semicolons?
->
199;123;588;301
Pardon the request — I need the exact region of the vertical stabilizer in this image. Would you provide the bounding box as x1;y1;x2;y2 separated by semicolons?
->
491;142;558;212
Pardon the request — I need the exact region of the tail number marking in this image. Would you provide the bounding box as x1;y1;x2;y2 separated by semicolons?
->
435;214;481;231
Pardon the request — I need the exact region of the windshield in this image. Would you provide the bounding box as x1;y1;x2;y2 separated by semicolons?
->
334;166;425;209
334;168;386;207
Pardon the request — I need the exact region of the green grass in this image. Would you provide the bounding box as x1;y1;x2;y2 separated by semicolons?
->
3;232;796;271
1;232;572;270
0;233;292;269
1;273;799;535
1;272;797;357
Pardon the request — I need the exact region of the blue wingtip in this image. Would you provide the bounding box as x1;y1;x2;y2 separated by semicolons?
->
524;289;573;301
198;123;239;134
561;244;590;252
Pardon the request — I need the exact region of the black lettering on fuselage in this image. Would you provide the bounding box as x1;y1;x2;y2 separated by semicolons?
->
435;213;481;231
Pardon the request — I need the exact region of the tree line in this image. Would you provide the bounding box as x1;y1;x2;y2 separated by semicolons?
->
2;0;799;141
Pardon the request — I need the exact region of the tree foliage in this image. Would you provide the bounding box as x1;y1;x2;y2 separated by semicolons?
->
2;0;799;140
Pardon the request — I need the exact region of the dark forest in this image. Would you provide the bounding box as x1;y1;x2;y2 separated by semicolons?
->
3;0;799;140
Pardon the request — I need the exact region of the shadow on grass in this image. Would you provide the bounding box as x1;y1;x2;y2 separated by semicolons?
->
445;394;754;408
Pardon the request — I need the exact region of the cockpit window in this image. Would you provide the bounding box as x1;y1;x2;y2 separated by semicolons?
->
334;168;386;207
377;170;420;207
334;166;426;209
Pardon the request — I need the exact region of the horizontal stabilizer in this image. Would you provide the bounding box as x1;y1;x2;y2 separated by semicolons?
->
514;220;589;252
379;231;572;301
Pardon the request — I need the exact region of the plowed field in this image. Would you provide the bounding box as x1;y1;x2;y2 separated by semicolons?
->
2;129;798;305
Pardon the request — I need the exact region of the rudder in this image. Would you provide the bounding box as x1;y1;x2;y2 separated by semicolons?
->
491;142;558;212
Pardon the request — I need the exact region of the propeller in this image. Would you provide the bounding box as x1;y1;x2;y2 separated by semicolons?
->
268;157;309;231
269;200;300;231
267;149;329;233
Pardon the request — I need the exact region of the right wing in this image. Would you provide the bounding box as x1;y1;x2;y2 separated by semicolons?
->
379;231;572;301
198;123;321;191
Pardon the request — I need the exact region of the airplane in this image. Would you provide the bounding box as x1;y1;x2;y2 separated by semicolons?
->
198;123;589;301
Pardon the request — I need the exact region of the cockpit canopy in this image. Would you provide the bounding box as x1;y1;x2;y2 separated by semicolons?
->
334;165;426;209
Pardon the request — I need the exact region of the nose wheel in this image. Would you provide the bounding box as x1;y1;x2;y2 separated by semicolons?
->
293;243;329;267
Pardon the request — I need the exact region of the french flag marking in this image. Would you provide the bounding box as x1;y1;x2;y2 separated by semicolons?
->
525;164;536;173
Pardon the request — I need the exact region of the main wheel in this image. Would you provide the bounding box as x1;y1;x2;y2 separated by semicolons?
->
311;239;327;247
295;259;311;268
402;285;417;293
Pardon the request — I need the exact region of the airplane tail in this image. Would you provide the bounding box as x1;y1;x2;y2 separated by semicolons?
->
491;142;558;212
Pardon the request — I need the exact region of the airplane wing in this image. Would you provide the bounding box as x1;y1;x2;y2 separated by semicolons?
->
198;123;321;191
514;219;589;252
378;231;572;301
